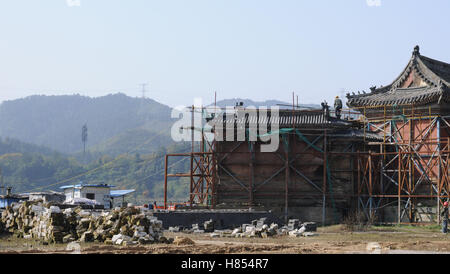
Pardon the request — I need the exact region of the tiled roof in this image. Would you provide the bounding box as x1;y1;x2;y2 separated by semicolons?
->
219;109;356;129
331;129;383;141
347;46;450;107
204;110;382;141
347;86;449;107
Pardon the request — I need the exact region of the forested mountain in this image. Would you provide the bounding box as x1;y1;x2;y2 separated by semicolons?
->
0;137;191;203
0;93;175;155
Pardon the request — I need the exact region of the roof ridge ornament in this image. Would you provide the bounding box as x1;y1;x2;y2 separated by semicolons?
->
413;45;420;56
438;79;444;90
438;80;444;104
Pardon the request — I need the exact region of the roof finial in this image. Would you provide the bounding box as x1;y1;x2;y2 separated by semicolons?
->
413;45;420;56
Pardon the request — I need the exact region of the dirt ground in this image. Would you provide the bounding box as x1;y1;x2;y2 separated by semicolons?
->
1;224;449;254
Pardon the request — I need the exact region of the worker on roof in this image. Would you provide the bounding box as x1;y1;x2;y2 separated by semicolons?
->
442;201;449;233
334;96;343;119
321;101;330;119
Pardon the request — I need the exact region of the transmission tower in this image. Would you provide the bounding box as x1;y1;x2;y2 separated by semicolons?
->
141;83;148;99
82;124;88;158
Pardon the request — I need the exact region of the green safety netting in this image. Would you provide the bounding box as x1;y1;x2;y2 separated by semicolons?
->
197;123;340;223
246;127;339;223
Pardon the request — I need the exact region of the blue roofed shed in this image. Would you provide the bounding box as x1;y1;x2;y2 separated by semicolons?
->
0;188;27;209
110;189;135;207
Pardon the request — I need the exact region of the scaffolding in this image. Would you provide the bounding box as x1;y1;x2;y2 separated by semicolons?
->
355;104;450;224
164;105;217;209
163;101;450;224
164;102;367;224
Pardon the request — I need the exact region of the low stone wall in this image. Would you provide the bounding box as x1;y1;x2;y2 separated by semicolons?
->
153;210;283;229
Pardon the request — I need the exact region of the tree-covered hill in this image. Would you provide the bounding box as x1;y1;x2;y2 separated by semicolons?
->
0;93;175;155
0;138;191;204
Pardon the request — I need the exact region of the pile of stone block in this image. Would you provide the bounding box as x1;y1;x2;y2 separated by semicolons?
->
208;218;317;238
0;210;4;234
227;222;279;238
302;222;317;232
203;219;215;232
191;223;204;234
284;220;317;237
0;201;167;245
287;219;301;230
168;226;181;232
167;220;217;234
1;202;66;243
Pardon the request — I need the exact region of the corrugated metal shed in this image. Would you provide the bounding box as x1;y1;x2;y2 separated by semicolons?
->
110;189;135;198
60;184;116;190
0;195;25;208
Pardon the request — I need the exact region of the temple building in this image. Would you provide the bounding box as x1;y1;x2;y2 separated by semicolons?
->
164;46;450;225
346;46;450;223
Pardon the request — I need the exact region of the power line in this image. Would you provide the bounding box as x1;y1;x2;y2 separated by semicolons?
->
23;127;174;192
133;157;188;185
82;146;190;184
20;143;191;192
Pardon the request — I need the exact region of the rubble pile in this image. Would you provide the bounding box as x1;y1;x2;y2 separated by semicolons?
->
228;222;279;238
173;236;195;245
0;201;167;245
166;218;318;238
0;213;4;233
226;218;317;238
203;219;215;232
191;223;204;234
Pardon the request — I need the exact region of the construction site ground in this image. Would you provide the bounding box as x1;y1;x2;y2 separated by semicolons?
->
1;224;449;254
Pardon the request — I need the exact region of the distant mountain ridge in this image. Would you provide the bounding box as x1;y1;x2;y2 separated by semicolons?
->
0;93;175;155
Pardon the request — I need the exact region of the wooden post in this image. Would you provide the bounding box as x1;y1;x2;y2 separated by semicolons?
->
368;150;372;219
437;117;442;224
322;130;327;226
380;144;385;222
357;151;361;214
383;106;387;143
410;106;414;222
164;155;168;210
249;142;255;207
398;150;402;224
190;105;194;206
211;141;217;209
351;144;356;215
284;135;290;224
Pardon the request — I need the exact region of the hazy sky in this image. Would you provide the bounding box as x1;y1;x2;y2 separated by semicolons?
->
1;0;450;107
